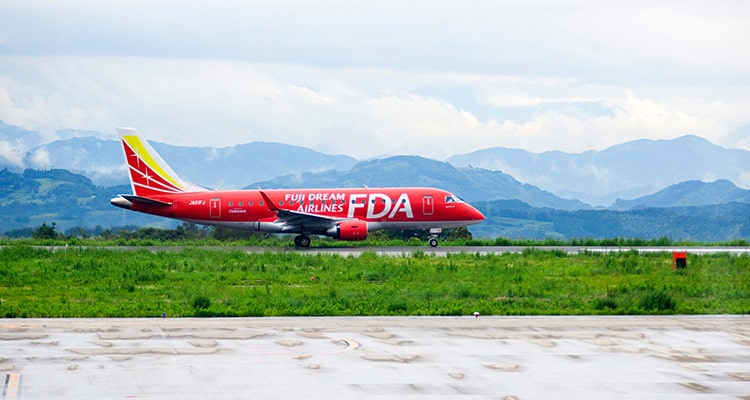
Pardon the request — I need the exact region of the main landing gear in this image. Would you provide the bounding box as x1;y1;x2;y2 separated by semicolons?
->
294;234;311;248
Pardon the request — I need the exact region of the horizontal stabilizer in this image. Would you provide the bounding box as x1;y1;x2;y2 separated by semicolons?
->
121;195;173;207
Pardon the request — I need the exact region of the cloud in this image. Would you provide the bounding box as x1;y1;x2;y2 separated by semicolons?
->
0;139;24;168
1;0;749;161
26;147;49;169
1;1;748;79
0;55;749;161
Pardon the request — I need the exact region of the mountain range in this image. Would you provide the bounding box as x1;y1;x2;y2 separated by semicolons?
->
612;179;750;210
248;156;589;210
11;135;358;189
1;120;749;240
447;135;750;206
2;121;749;208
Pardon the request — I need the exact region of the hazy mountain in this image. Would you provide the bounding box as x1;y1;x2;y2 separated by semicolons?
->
0;121;47;169
249;156;590;210
447;135;750;207
24;137;125;185
612;180;750;210
22;136;358;188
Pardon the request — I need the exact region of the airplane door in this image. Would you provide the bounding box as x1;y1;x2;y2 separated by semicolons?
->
422;195;434;216
210;198;221;218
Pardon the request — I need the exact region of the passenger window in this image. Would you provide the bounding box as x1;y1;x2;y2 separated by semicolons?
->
239;201;243;206
249;201;254;206
228;201;233;206
279;201;284;206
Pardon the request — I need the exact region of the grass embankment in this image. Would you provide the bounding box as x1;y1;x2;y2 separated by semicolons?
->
0;246;747;318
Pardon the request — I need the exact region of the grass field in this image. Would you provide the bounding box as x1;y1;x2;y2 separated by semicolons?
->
0;246;747;318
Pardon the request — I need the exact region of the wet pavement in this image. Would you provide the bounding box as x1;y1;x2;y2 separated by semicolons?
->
1;316;748;399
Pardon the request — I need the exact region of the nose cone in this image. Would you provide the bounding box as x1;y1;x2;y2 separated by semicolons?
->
466;204;485;224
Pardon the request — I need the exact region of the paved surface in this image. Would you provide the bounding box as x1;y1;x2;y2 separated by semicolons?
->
1;316;748;399
289;246;750;257
30;245;750;256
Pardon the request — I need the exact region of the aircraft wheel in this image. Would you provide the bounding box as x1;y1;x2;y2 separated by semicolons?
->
429;238;439;247
296;235;311;248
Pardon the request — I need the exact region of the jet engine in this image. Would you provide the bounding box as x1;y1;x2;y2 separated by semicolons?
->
327;220;368;241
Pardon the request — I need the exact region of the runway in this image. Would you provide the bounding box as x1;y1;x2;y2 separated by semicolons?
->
1;316;748;399
287;245;750;257
33;245;750;256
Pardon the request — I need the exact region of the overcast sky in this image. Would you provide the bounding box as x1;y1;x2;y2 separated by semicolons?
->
1;0;748;159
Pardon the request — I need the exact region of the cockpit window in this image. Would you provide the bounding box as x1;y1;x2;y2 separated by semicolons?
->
445;194;465;203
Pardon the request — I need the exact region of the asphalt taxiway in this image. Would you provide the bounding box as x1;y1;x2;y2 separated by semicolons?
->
1;316;748;399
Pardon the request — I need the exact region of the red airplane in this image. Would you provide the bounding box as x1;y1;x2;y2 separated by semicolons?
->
110;128;485;247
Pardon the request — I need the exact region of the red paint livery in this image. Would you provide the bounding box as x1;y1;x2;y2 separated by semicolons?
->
111;128;484;247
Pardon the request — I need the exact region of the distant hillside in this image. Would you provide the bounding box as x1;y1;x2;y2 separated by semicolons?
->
448;135;750;207
0;168;171;233
249;156;590;210
21;136;358;188
472;199;750;242
613;180;750;210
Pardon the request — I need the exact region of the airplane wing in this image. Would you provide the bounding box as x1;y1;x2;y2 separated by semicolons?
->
259;190;349;233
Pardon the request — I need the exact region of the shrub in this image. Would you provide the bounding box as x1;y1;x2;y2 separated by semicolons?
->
593;297;618;311
639;291;676;312
192;295;211;310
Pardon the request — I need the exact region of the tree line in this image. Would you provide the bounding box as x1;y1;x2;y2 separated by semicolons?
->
2;221;747;247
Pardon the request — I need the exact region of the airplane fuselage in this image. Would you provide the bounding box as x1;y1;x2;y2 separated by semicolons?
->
115;187;483;233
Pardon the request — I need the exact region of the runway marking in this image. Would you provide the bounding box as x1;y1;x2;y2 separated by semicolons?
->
337;339;360;352
2;373;21;400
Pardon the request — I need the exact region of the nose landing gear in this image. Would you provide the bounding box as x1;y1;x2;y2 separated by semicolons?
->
428;228;442;247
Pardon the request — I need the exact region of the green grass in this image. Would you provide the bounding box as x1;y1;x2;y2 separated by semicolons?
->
0;246;747;318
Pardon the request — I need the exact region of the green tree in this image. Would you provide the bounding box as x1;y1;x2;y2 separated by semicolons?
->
32;222;60;240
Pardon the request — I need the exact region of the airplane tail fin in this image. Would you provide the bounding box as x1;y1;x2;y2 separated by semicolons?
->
117;128;206;197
